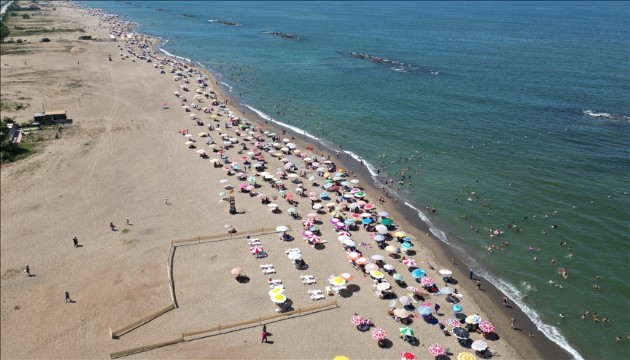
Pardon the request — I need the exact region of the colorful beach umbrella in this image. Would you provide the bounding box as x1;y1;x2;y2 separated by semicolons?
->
479;320;494;333
270;293;287;304
400;327;415;337
351;314;365;325
402;258;417;267
420;276;434;286
418;306;432;315
347;252;360;260
411;269;426;278
472;340;488;351
452;304;463;313
400;242;413;250
457;353;476;360
249;245;264;254
329;276;346;286
406;286;420;293
447;318;462;327
355;257;369;265
370;270;385;279
465;314;482;325
401;352;416;360
428;344;446;356
371;327;387;340
268;286;285;296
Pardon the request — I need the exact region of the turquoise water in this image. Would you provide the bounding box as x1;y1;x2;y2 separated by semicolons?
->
86;2;630;358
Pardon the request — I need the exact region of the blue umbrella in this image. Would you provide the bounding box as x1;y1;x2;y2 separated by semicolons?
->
402;237;412;242
411;269;426;278
374;235;385;242
452;304;463;313
323;183;333;189
400;242;413;250
320;192;329;199
418;306;432;315
344;219;355;225
362;218;372;225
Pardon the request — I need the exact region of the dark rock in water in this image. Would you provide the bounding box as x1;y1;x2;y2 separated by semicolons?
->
181;13;196;18
265;31;301;40
346;51;439;76
156;8;165;12
212;19;242;27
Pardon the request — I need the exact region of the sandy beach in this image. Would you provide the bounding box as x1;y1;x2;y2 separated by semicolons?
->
1;2;571;359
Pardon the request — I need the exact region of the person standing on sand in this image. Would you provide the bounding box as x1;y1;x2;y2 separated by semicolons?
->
164;195;168;205
503;296;508;307
24;265;30;277
73;237;78;248
261;328;268;343
476;279;482;290
511;317;516;329
64;291;71;303
469;269;474;279
126;217;130;226
110;222;116;231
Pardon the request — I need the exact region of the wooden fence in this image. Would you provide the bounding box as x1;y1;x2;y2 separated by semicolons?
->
109;300;337;358
109;304;175;339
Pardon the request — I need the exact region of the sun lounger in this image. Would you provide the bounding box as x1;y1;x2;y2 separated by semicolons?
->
285;248;301;254
308;289;325;301
332;285;347;293
254;252;268;258
248;240;261;246
300;275;316;285
260;264;274;269
262;268;276;275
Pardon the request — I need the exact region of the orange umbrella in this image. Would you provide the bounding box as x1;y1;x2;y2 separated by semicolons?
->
340;273;353;281
347;252;361;260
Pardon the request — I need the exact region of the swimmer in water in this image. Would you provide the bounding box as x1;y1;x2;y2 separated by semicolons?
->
559;313;565;318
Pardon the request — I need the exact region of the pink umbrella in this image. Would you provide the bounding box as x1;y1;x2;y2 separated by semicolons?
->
357;200;367;207
406;286;420;293
479;320;495;333
303;230;313;238
351;213;361;219
401;352;417;360
428;343;446;356
402;258;417;267
308;235;321;243
355;257;369;265
307;213;318;218
249;245;263;254
364;203;375;210
371;327;387;340
447;318;461;327
347;252;361;260
302;219;314;227
351;314;365;325
337;230;351;237
420;276;434;286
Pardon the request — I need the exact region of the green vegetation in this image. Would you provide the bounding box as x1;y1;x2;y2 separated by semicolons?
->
0;21;10;42
21;14;30;19
0;100;28;112
1;119;38;163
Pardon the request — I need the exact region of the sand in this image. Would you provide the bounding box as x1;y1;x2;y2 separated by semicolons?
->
1;2;568;359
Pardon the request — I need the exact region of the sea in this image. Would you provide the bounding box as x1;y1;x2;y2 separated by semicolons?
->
82;2;629;359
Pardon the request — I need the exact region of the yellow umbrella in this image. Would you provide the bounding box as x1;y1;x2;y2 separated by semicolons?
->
370;270;385;279
394;231;407;238
210;114;218;118
268;286;285;296
270;293;287;303
385;245;398;252
333;357;350;360
457;353;476;360
329;276;346;286
323;172;330;178
198;132;208;137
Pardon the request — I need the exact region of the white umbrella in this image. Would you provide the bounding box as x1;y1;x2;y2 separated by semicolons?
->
276;225;288;232
343;239;356;247
376;282;391;291
288;252;302;260
268;203;278;208
375;225;389;235
439;287;454;295
312;203;323;210
371;254;385;261
472;340;488;351
439;269;453;276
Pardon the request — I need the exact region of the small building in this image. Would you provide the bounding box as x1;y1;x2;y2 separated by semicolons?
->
33;110;72;124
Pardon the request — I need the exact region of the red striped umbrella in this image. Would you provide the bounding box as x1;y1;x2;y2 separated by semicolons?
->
249;245;263;254
406;286;420;293
351;314;365;325
302;219;314;227
401;352;417;360
371;327;387;340
402;258;417;267
428;343;446;356
479;320;495;333
420;276;434;286
447;318;461;327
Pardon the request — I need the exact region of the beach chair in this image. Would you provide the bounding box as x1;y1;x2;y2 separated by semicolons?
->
308;290;325;301
301;275;316;285
248;240;261;246
260;264;274;269
332;285;347;293
263;267;276;275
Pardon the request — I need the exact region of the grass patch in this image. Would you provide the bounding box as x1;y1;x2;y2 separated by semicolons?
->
65;81;82;88
121;228;130;234
14;305;20;310
0;100;29;112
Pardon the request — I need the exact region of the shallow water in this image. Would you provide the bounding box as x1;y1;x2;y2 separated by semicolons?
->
86;1;630;358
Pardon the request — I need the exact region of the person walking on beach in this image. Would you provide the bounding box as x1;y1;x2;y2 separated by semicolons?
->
261;327;268;343
126;217;130;226
163;195;168;205
469;269;474;279
64;291;71;303
24;265;30;277
503;296;508;307
476;279;482;290
511;317;516;329
110;222;116;231
73;236;79;248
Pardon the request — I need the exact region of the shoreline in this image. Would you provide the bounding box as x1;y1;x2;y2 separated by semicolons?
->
114;4;575;358
0;2;576;358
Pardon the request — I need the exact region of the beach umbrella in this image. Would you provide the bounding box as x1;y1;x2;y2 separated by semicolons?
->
394;308;411;318
385;245;398;252
270;293;287;304
420;276;434;286
249;245;264;254
457;352;476;360
351;314;365;325
418;306;432;316
267;203;278;209
373;234;386;242
371;327;387;341
196;149;206;155
452;304;463;313
337;230;351;237
452;327;470;339
381;218;393;226
364;203;375;210
361;218;372;225
402;258;417;267
288;252;302;260
371;254;385;261
479;321;494;333
307;212;318;218
210;158;220;163
350;179;360;184
394;231;406;238
400;327;415;337
344;218;356;226
185;141;195;145
230;267;243;275
398;296;412;306
355;257;369;265
376;282;391;291
302;219;314;227
350;213;361;220
313;203;323;210
440;287;454;295
402;237;412;243
447;318;462;327
329;276;346;286
365;263;379;272
401;352;417;360
406;286;420;293
465;314;482;325
360;212;372;218
308;235;321;243
343;239;356;248
439;269;453;276
354;192;365;198
268;286;285;296
411;269;426;278
347;252;361;260
472;340;488;351
370;270;385;280
287;207;297;213
378;211;390;217
400;242;413;250
276;225;288;232
375;225;388;234
340;273;353;281
393;273;403;281
429;344;446;357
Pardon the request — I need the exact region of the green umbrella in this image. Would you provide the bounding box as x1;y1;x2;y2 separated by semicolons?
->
393;273;403;281
287;207;297;213
381;218;393;226
400;327;414;336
